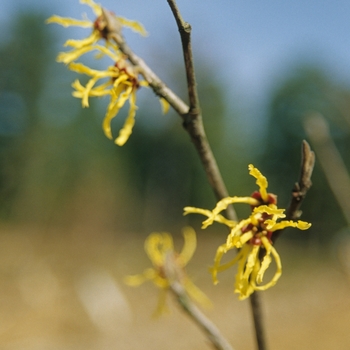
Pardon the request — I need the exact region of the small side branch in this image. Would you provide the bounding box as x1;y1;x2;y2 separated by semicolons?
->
169;281;234;350
286;140;315;221
272;140;315;244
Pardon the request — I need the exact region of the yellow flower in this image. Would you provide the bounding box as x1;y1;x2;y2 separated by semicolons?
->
46;0;147;61
184;164;311;300
124;227;211;315
47;0;163;146
66;44;148;145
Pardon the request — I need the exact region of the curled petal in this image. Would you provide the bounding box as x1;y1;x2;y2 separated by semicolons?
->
144;233;174;267
226;217;252;246
183;206;237;228
253;204;285;218
115;90;138;146
256;238;274;285
266;219;311;231
124;268;157;286
72;80;111;103
178;227;197;267
139;81;149;88
82;77;99;107
152;274;170;289
184;278;212;307
117;17;148;36
209;246;245;285
68;61;116;79
46;15;92;28
80;0;103;16
238;256;260;300
58;44;120;65
159;98;170;114
64;31;100;49
57;46;95;64
256;254;272;285
69;61;102;76
235;230;254;248
153;288;171;317
69;62;115;107
242;245;260;286
248;164;269;202
71;79;85;92
103;83;132;139
210;244;229;285
112;74;131;89
253;236;282;291
202;196;259;229
295;220;312;230
92;44;121;61
234;244;256;299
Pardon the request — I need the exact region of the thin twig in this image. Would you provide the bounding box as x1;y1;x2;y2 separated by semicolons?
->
102;8;237;222
272;140;315;244
304;113;350;224
169;281;234;350
167;0;199;111
249;292;267;350
286;140;315;221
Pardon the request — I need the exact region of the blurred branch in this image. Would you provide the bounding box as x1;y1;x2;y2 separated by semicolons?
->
102;8;237;221
304;112;350;225
286;140;315;220
169;281;234;350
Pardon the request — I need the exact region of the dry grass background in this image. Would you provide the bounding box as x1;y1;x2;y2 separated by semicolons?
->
0;224;349;350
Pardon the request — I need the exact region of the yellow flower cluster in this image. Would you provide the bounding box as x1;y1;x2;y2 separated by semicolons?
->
47;0;168;146
184;164;311;300
124;227;211;315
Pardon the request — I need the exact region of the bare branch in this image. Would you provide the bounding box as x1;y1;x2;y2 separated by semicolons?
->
272;140;315;244
286;140;315;221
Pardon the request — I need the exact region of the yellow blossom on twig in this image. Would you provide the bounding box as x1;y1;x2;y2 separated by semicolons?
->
124;227;211;315
184;164;311;300
46;0;147;56
46;0;169;146
67;45;148;145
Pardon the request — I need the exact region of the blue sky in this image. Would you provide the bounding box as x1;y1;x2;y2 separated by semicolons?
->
3;0;350;140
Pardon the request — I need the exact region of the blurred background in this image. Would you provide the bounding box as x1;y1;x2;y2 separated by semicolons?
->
1;0;350;349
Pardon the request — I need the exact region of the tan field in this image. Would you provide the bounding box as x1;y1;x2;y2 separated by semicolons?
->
0;225;349;350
